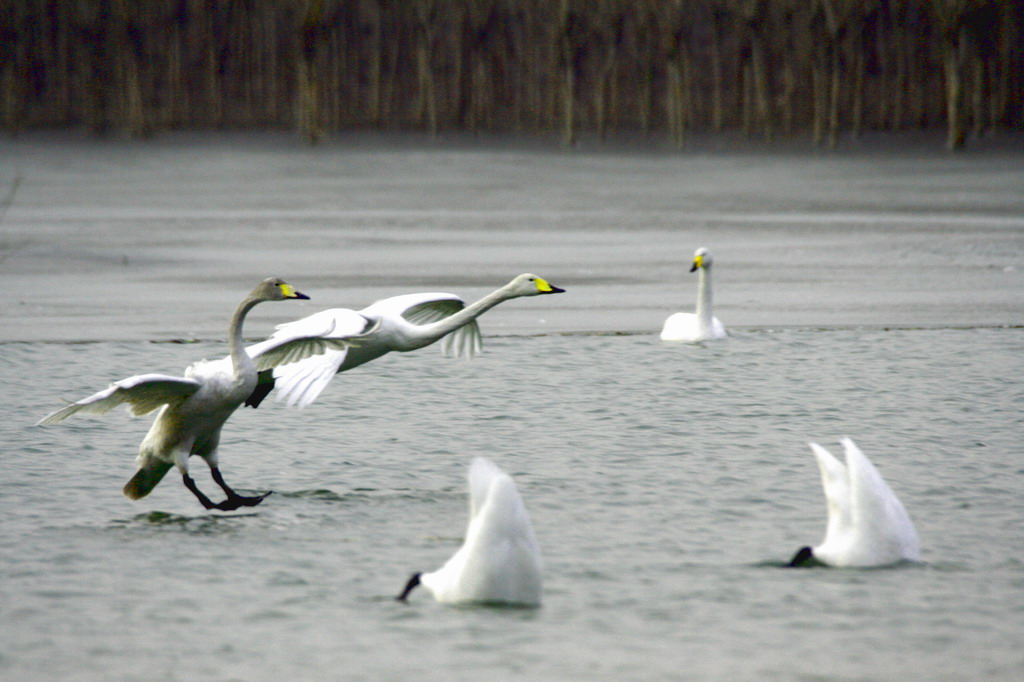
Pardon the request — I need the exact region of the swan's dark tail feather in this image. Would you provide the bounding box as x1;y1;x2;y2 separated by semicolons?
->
244;373;276;408
123;461;174;500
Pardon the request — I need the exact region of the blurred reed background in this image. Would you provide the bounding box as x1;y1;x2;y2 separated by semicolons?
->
2;0;1021;148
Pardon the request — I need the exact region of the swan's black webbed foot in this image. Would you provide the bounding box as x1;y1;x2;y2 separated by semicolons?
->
208;466;272;510
183;468;273;511
212;491;272;511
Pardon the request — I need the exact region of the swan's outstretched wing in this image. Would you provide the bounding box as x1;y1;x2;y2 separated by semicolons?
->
245;309;352;358
272;293;478;408
256;308;374;408
365;292;482;359
359;291;463;321
38;374;202;425
250;331;361;372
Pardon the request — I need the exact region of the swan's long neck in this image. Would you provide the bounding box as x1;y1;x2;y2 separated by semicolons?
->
419;285;515;341
228;295;262;378
695;266;714;329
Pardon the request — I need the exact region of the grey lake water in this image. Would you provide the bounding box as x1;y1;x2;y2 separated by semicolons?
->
1;132;1023;680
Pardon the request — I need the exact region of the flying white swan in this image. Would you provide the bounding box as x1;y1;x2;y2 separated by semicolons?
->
660;247;727;342
397;457;542;606
788;437;921;567
38;278;359;511
243;273;565;409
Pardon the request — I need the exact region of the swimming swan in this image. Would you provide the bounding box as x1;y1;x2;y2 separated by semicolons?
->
243;273;565;408
397;458;542;606
38;278;358;511
788;438;921;567
660;247;727;342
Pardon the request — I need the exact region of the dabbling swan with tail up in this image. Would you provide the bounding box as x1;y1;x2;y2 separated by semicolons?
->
397;458;542;606
660;247;727;342
788;437;920;568
37;278;359;511
243;273;565;409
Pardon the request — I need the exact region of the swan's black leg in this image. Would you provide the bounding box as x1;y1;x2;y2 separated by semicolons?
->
182;473;218;510
209;467;272;510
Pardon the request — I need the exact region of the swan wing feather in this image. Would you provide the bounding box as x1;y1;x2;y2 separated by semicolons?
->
401;296;480;358
246;308;367;356
809;441;852;547
403;297;481;358
399;295;465;324
841;437;921;562
360;292;463;322
251;333;362;372
441;320;482;358
38;374;201;424
365;293;482;358
245;309;374;407
467;456;504;519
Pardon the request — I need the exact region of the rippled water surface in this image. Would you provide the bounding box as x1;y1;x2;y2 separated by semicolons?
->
4;329;1023;681
1;134;1023;680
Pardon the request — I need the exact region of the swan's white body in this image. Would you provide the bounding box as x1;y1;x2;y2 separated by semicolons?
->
246;273;564;408
38;278;356;509
660;247;727;342
402;458;542;606
792;438;920;567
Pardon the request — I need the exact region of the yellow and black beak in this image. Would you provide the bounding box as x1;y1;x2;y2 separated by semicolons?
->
280;283;310;300
690;254;704;273
536;277;566;294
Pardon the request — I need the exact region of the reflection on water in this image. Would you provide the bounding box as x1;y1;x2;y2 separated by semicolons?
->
109;510;260;534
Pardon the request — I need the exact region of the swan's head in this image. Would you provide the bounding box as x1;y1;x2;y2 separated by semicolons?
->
255;277;310;302
690;248;713;273
787;546;814;567
787;546;828;568
396;572;422;602
508;273;566;297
